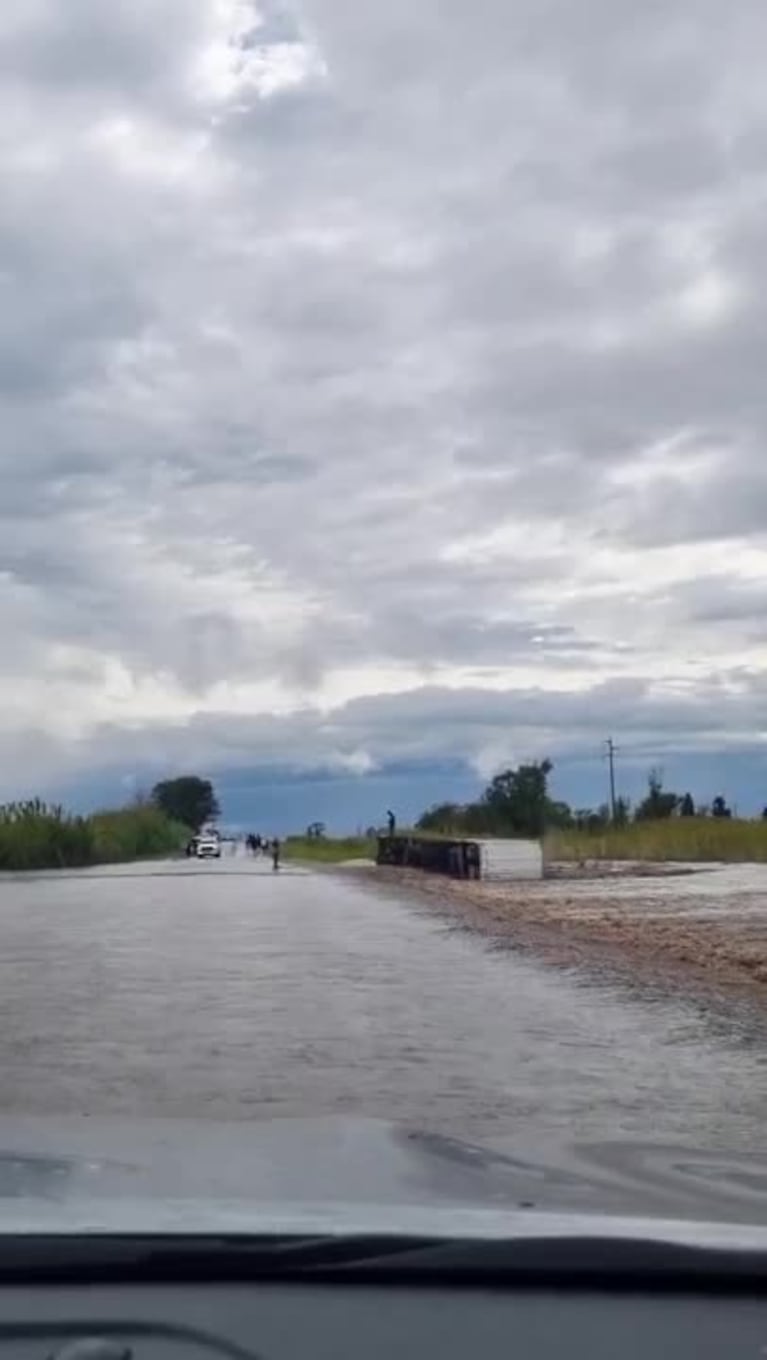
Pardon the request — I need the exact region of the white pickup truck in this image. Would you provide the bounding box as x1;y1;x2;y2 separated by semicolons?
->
186;829;222;859
195;834;221;859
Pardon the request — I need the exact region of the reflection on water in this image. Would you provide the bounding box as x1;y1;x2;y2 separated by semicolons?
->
0;857;763;1154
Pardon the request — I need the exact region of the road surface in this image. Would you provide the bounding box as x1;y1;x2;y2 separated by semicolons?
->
0;855;764;1151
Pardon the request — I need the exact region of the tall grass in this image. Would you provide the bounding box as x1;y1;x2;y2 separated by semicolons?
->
283;835;377;864
547;817;767;864
0;799;187;872
0;800;93;871
90;805;189;864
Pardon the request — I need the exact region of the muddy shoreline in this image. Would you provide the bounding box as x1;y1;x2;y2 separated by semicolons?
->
342;864;767;1009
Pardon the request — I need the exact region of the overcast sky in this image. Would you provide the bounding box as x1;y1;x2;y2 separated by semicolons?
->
1;0;765;821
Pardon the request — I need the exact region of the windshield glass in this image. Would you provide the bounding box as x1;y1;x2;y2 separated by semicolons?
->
0;0;765;1235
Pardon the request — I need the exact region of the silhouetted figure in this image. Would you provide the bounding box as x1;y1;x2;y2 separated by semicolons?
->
386;809;396;836
271;837;281;871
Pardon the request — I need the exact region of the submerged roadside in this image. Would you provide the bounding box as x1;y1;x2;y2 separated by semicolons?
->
338;861;767;1006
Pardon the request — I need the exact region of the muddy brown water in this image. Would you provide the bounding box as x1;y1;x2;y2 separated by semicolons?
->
0;856;764;1154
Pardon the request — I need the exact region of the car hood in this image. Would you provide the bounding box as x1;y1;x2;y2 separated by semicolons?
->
0;1114;765;1243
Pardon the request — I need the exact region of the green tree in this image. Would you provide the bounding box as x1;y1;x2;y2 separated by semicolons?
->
679;792;696;817
414;761;570;839
416;802;465;833
546;799;574;829
481;759;553;837
711;794;732;819
635;769;679;821
151;776;220;832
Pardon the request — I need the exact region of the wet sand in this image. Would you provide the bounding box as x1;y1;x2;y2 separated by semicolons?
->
346;862;767;1004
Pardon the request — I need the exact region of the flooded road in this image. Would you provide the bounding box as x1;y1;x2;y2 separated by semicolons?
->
0;856;764;1153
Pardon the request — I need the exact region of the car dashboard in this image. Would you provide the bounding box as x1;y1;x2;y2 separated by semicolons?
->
1;1275;765;1360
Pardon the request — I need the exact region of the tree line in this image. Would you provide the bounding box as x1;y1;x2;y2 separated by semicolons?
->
0;776;222;873
0;798;189;872
415;761;761;839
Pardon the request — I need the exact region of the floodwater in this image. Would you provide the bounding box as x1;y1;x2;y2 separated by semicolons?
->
0;855;764;1154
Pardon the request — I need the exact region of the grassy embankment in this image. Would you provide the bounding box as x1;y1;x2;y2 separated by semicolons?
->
0;799;188;871
283;835;377;864
547;817;767;863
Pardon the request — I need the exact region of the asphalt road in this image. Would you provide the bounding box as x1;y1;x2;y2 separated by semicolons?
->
0;854;764;1151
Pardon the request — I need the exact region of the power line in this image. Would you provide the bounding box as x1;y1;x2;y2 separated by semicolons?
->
603;738;618;821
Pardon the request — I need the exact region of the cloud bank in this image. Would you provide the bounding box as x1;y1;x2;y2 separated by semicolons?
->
1;0;765;811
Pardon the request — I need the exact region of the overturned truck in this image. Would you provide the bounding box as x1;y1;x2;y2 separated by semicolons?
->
376;835;542;881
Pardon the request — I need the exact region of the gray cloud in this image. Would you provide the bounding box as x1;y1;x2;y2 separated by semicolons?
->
2;667;764;804
0;0;765;798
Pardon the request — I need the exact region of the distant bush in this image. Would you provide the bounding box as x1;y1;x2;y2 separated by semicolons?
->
90;804;189;864
0;798;187;872
547;817;767;864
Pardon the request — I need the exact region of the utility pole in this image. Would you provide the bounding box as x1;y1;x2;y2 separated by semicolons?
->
604;738;618;822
